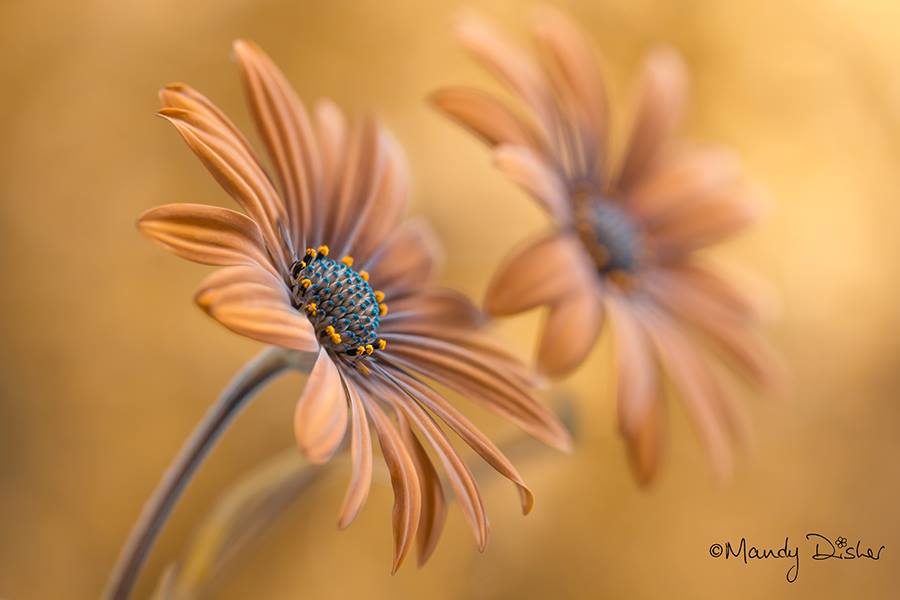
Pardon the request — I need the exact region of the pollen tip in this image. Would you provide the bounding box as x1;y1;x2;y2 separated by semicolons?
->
377;339;387;350
317;244;330;256
341;255;354;267
365;344;374;355
379;303;389;316
374;290;385;302
359;270;369;281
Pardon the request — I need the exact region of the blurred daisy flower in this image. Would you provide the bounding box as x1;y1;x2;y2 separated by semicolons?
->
139;40;571;570
432;9;781;483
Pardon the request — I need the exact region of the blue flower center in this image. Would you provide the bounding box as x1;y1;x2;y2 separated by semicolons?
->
289;246;387;358
575;197;640;275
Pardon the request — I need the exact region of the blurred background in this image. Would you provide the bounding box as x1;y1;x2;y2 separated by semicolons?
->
2;0;900;598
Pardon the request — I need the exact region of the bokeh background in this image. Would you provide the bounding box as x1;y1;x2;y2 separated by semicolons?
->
2;0;900;598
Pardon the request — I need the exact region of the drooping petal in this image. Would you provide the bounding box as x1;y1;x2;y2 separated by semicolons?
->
233;40;322;251
157;107;290;273
194;265;317;352
536;280;604;377
484;232;593;316
373;372;488;553
605;291;668;485
493;144;573;223
430;86;543;151
138;203;278;277
362;394;422;573
616;47;688;193
381;335;572;452
293;348;348;464
637;305;733;480
363;218;442;296
337;374;374;529
384;365;535;514
395;410;448;566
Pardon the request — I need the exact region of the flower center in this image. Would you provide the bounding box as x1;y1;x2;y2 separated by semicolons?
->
289;245;387;358
574;196;640;276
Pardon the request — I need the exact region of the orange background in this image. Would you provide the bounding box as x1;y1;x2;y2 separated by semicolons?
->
2;0;900;598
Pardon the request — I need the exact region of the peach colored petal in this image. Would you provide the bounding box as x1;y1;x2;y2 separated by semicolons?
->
362;395;422;574
381;288;485;333
493;144;573;223
616;47;688;193
293;348;348;464
337;374;374;529
345;131;410;264
531;6;609;176
381;336;572;452
384;365;534;515
628;146;741;224
644;269;781;389
637;305;733;480
675;259;775;322
375;374;488;553
137;203;278;277
363;218;442;295
312;99;347;242
537;281;604;377
454;11;558;146
395;411;448;566
157;107;290;273
194;266;317;352
623;395;665;486
430;86;542;151
648;182;768;256
484;232;592;316
233;40;322;251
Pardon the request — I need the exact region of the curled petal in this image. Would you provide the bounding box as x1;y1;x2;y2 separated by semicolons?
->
484;233;591;316
537;281;604;377
138;203;277;277
337;375;374;529
362;396;422;573
293;348;348;463
194;266;317;352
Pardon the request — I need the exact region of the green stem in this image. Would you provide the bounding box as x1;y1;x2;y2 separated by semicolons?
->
105;346;315;600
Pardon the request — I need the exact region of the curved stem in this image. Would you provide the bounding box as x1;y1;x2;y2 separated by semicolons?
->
105;346;316;600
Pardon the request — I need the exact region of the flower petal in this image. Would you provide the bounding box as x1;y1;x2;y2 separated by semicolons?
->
137;203;277;277
363;218;442;296
381;288;486;333
194;266;317;352
396;411;448;566
493;145;573;223
385;366;534;515
362;395;422;574
233;40;322;251
430;86;542;151
536;280;604;377
616;47;688;193
604;292;656;434
337;374;374;528
484;232;592;317
313;99;347;240
293;348;348;464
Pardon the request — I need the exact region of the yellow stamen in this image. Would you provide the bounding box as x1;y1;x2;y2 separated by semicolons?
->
341;255;354;267
305;302;317;316
305;247;316;257
331;333;342;344
317;244;330;256
379;303;389;316
374;290;385;302
365;344;374;355
356;346;366;356
300;278;312;289
359;270;369;281
377;339;387;351
324;325;335;335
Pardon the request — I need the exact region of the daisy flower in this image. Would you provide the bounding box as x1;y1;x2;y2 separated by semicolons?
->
138;40;571;572
432;9;780;483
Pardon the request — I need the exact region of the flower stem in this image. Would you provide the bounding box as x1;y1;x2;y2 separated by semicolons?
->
105;346;315;600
